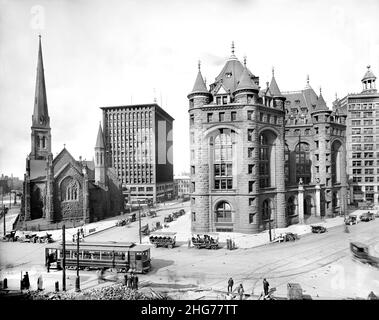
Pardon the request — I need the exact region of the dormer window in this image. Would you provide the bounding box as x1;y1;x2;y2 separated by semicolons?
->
295;100;300;104
225;72;232;78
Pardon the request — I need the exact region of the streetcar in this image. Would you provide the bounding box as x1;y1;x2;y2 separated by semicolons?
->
45;241;151;273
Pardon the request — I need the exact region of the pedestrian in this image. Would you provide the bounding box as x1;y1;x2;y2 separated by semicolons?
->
227;277;234;293
263;278;270;298
134;274;139;290
24;272;30;290
37;274;43;291
131;272;136;289
237;284;244;300
124;274;128;286
127;273;132;289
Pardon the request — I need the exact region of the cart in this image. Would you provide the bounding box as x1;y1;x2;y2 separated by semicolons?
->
149;231;177;248
311;225;327;233
191;233;219;249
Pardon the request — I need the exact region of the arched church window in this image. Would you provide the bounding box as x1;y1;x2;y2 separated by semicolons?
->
61;178;79;201
295;142;311;184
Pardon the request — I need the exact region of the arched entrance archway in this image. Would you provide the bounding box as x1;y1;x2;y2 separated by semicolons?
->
215;201;233;232
304;195;315;217
31;186;43;220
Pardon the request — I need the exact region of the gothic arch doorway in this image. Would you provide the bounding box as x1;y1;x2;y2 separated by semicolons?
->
31;186;43;220
304;195;315;218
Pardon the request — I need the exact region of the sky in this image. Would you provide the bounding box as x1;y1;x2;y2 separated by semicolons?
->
0;0;379;179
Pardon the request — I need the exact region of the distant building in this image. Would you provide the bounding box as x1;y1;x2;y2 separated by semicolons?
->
188;43;347;234
101;103;174;205
174;175;190;199
333;65;379;207
22;36;123;224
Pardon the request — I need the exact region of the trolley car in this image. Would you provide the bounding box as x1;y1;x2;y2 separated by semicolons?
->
149;231;176;248
45;241;151;273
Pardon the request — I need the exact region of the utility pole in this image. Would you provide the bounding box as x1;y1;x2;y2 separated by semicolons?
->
2;187;5;236
268;209;272;242
62;225;66;291
75;229;80;292
138;199;142;244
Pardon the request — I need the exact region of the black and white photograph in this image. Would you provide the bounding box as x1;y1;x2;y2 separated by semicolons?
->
0;0;379;311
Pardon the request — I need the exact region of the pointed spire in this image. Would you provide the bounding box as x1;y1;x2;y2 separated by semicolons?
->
95;122;105;149
190;60;209;94
315;87;327;111
269;67;283;97
32;35;49;128
235;65;259;92
228;41;237;60
304;74;312;90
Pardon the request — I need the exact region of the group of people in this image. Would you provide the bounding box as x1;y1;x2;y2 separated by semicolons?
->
124;271;139;290
192;234;216;244
227;277;271;300
21;272;44;291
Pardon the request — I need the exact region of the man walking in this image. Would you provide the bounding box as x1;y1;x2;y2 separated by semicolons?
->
237;284;244;300
227;277;234;293
134;274;139;290
263;278;270;298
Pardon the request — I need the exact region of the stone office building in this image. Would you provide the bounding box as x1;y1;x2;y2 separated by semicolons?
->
22;37;123;224
101;104;174;205
188;44;347;234
333;66;379;206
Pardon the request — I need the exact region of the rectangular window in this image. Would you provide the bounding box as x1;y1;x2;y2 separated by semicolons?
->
216;96;221;105
189;99;194;108
247;110;254;120
207;113;213;122
191;165;195;175
260;113;264;121
190;114;194;125
351;120;361;126
191;182;195;193
364;120;373;126
249;213;254;224
231;112;237;121
249;198;255;206
248;164;254;174
192;212;196;222
219;112;225;122
249;181;254;193
190;132;195;144
248;147;254;158
222;96;227;104
248;129;254;141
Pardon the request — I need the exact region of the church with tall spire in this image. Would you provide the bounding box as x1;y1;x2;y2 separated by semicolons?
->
187;43;347;234
21;37;123;226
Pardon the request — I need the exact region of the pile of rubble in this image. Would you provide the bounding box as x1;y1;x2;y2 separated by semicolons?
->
24;283;151;300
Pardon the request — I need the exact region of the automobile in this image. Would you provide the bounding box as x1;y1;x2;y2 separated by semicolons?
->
345;215;358;225
2;230;18;242
360;211;375;222
311;225;327;233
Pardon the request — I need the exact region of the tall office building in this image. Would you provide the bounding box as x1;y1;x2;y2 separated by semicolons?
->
334;66;379;206
101;103;174;205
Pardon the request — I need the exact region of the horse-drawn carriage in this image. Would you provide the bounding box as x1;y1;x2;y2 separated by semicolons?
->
147;210;157;218
192;233;219;249
149;231;176;248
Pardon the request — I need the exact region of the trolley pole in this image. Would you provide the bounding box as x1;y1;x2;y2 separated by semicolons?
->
62;225;66;291
75;229;80;292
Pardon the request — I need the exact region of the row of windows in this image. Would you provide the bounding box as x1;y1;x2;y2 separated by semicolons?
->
351;144;374;151
207;111;237;122
351;127;374;134
348;103;377;110
351;120;374;126
352;160;375;166
107;111;152;120
350;111;374;118
352;169;376;174
351;136;374;142
352;152;374;158
352;176;376;182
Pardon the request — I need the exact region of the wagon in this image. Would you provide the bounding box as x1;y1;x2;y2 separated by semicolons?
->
360;212;375;222
192;233;219;249
164;214;173;223
350;242;379;268
311;225;327;233
345;215;358;225
149;231;177;248
38;233;54;243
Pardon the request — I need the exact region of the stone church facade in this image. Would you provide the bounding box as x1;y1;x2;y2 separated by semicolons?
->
188;43;348;234
21;36;123;224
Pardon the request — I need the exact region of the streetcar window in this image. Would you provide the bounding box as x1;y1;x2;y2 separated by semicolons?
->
136;252;142;260
101;251;113;260
115;251;126;260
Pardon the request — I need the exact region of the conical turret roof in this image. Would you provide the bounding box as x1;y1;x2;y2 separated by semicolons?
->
269;68;283;97
314;89;328;111
32;35;49;128
95;123;105;148
191;70;208;94
235;66;259;92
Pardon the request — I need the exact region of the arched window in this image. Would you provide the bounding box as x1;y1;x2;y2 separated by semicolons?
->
331;141;342;184
262;199;271;220
61;177;79;202
213;129;234;190
295;142;311;184
215;201;232;222
96;152;99;165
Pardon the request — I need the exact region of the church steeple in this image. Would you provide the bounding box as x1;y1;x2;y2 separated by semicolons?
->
30;35;52;161
32;35;50;129
95;122;106;184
